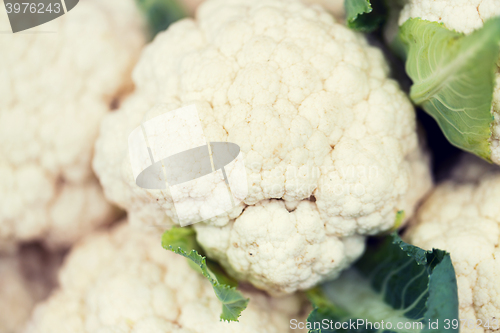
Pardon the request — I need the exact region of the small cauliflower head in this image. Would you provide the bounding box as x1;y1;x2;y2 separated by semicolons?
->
194;200;366;294
0;0;146;250
0;246;62;333
93;0;432;294
406;155;500;333
398;0;500;165
24;221;305;333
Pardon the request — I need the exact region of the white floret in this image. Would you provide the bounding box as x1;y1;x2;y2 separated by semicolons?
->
194;200;365;294
399;0;500;34
24;221;306;333
0;246;62;333
0;0;146;250
406;155;500;333
398;0;500;165
93;0;432;294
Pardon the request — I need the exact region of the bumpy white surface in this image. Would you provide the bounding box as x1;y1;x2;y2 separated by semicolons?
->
0;246;62;333
406;155;500;333
93;0;432;294
399;0;500;34
398;0;500;165
194;200;365;294
0;0;146;251
24;221;305;333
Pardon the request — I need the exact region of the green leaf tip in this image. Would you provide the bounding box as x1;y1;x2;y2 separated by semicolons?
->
161;227;249;322
136;0;187;38
306;233;459;333
398;17;500;162
345;0;387;32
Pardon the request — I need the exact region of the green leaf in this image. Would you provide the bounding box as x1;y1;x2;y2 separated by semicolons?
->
345;0;387;32
136;0;187;38
306;233;459;333
161;226;201;252
161;227;249;322
398;18;500;162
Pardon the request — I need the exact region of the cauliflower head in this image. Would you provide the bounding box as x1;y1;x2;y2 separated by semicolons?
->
398;0;500;165
24;221;306;333
0;246;62;333
406;155;500;333
0;0;146;251
93;0;432;294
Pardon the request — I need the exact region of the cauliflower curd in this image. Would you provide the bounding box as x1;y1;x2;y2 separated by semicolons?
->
0;0;146;251
398;0;500;165
93;0;432;294
406;155;500;333
24;221;305;333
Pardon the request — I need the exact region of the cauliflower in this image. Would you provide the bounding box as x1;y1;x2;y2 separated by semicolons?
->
194;200;366;294
93;0;432;294
398;0;500;165
0;0;146;251
0;245;62;333
405;155;500;333
24;221;306;333
399;0;500;34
